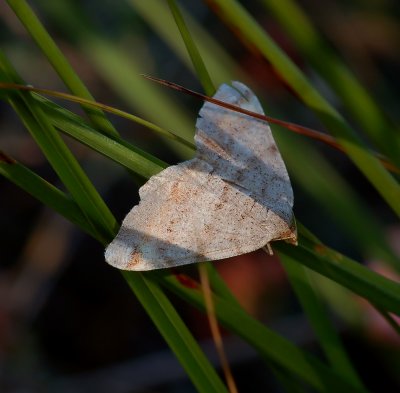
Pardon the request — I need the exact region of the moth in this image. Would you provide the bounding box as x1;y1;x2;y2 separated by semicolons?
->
105;82;297;271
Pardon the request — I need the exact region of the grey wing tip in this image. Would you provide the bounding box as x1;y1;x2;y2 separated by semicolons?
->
209;81;255;108
230;80;251;92
104;239;133;271
104;242;120;269
215;81;251;97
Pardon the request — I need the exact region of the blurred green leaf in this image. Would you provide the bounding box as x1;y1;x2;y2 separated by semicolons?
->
124;271;229;393
129;0;242;86
0;153;91;234
6;0;118;137
276;230;400;316
274;129;399;272
262;0;400;168
281;255;364;389
167;0;215;95
159;271;366;392
0;52;117;244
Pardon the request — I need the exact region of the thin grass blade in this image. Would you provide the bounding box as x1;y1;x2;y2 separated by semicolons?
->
158;272;367;392
123;271;229;393
281;255;364;388
167;0;215;95
275;229;400;316
6;0;117;137
0;152;94;236
129;0;241;86
262;0;400;168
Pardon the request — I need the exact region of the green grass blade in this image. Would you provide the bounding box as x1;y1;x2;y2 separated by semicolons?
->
274;130;399;271
206;0;400;218
262;0;400;168
275;232;400;316
11;0;195;155
6;0;117;137
38;98;167;179
6;100;115;243
123;272;229;393
374;306;400;337
0;54;117;243
167;0;215;95
83;35;194;158
0;152;95;236
281;255;364;389
14;89;195;150
268;362;307;393
129;0;241;86
158;272;366;392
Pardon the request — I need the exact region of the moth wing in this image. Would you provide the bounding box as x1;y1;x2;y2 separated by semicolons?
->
195;81;294;213
105;159;292;271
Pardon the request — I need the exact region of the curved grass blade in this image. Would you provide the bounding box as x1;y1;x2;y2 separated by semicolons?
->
157;272;367;392
83;36;194;158
0;152;93;236
129;0;242;86
373;305;400;338
124;271;229;393
6;0;117;137
34;96;167;179
167;0;215;96
0;83;196;151
281;254;365;389
275;228;400;316
274;130;400;272
262;0;400;168
0;85;117;243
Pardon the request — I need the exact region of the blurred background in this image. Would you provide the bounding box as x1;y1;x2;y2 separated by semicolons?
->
0;0;399;391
